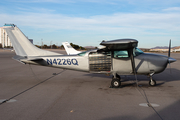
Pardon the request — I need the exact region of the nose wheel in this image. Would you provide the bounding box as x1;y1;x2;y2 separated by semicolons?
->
149;76;156;86
148;72;156;86
111;74;121;88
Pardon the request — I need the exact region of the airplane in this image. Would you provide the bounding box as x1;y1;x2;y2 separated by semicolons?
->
62;42;81;55
3;24;176;88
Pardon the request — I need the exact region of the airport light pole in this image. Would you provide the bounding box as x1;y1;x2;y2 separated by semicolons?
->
50;41;52;49
41;39;43;49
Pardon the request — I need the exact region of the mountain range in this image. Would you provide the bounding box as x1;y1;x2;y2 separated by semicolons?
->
151;46;180;49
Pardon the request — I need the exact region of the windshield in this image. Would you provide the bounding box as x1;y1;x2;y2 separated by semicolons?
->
134;48;144;56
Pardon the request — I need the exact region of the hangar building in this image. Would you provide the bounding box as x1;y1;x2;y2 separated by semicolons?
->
0;24;13;48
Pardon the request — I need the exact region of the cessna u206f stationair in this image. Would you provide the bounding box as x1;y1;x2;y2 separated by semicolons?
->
3;24;176;88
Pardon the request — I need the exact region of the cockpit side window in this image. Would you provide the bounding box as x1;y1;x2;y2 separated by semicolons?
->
113;48;143;58
114;50;128;58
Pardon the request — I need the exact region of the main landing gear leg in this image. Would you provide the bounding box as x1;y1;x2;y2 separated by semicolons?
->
148;73;156;86
111;74;121;88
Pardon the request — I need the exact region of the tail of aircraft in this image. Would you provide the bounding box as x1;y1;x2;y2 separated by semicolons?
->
62;42;81;55
3;24;61;57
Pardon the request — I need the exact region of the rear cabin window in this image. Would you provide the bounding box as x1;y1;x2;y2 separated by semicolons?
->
78;51;87;56
114;50;128;58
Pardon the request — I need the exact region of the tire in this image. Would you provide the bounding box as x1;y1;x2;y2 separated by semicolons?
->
111;79;121;88
149;79;156;86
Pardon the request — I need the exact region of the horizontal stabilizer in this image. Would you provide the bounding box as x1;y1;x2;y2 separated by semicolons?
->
13;55;27;61
12;55;27;64
13;55;44;64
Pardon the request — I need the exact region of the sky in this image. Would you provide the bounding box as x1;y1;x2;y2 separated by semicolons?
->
0;0;180;48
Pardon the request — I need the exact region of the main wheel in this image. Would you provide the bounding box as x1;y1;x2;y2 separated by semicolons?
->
149;79;156;86
111;79;121;88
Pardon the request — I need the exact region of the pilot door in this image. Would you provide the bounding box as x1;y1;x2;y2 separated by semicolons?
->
112;50;132;74
89;51;111;72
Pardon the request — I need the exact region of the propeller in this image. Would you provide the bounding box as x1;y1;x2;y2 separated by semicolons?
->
168;39;171;73
168;39;171;58
167;39;177;73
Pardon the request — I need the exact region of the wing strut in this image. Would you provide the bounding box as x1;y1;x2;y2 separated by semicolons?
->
130;48;139;86
130;49;136;74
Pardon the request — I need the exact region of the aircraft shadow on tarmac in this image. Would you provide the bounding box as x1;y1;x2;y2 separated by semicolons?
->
100;99;180;120
83;68;180;88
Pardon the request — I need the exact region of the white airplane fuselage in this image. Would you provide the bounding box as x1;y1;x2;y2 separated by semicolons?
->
21;50;174;76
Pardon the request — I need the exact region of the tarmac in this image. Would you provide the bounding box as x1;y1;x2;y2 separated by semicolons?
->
0;49;180;120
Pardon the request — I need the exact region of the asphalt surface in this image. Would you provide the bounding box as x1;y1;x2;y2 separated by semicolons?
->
0;49;180;120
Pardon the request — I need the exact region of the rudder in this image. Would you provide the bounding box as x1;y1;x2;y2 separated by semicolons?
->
3;24;60;57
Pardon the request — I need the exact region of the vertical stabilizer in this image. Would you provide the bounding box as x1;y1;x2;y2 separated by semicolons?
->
62;42;81;55
3;24;61;56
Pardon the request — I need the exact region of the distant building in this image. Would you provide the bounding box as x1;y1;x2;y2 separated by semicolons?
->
172;46;180;52
149;48;180;52
0;24;33;48
0;24;13;48
139;48;150;52
150;49;169;52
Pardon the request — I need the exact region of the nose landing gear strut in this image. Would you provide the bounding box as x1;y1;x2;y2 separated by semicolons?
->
148;72;156;86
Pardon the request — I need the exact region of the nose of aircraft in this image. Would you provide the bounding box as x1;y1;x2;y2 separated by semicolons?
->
168;57;176;63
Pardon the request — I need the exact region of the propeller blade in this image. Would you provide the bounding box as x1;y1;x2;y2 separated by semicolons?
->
168;39;171;58
167;39;176;74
